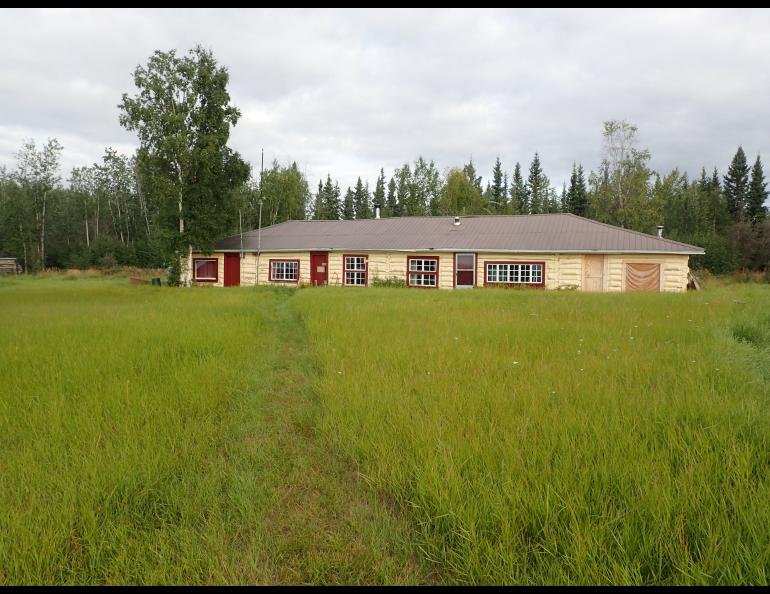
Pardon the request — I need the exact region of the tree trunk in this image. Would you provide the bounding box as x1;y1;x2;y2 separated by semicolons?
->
84;198;90;247
40;190;46;270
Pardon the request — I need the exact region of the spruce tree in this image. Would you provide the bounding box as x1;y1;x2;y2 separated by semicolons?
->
373;168;386;215
320;175;341;220
386;176;398;217
353;177;371;219
566;163;588;216
510;162;528;214
342;186;355;220
490;157;506;212
747;155;768;226
313;179;324;220
527;153;545;214
724;146;750;222
462;160;483;195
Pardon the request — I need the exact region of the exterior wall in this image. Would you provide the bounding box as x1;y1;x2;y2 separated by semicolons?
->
189;251;691;292
191;254;224;288
328;251;453;288
606;253;690;293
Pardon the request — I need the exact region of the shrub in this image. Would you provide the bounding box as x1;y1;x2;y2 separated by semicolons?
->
371;276;407;288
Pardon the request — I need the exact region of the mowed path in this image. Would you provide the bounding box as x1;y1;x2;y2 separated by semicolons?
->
0;279;432;585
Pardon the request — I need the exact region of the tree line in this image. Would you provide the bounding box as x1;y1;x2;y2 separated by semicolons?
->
0;48;767;278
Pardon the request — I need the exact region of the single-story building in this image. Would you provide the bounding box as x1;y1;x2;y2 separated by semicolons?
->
185;213;704;292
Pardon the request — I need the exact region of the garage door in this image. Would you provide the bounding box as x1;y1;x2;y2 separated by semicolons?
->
625;262;660;292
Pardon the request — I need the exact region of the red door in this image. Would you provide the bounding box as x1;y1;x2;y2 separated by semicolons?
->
310;252;328;286
455;253;475;288
223;253;240;287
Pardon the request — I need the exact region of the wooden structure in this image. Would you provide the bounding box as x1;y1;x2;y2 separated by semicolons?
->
0;258;19;276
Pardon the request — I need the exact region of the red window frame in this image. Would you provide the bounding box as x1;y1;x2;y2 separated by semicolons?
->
483;261;545;288
343;254;368;287
269;259;300;283
406;256;440;288
193;258;218;283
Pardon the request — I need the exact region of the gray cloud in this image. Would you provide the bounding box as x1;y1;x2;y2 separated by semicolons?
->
1;8;768;192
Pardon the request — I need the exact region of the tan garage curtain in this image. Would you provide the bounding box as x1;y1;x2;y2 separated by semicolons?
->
625;263;660;292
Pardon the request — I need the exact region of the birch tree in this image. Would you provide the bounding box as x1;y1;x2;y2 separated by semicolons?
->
13;139;63;270
119;46;249;285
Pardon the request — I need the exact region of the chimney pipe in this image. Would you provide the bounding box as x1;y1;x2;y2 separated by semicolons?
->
453;216;461;226
374;204;381;219
656;225;664;238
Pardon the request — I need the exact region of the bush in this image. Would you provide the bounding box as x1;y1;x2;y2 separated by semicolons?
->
97;254;119;273
371;276;407;288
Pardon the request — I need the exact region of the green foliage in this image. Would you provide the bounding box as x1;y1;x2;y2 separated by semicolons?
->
373;169;386;215
747;155;768;226
370;276;407;288
119;46;250;260
342;186;355;220
489;157;507;213
353;177;371;219
564;163;588;216
724;146;750;223
435;168;484;215
244;161;310;228
509;162;527;214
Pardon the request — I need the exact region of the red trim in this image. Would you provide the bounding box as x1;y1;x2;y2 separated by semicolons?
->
406;256;440;288
483;261;546;288
454;252;476;288
193;258;218;283
342;253;368;287
269;258;300;283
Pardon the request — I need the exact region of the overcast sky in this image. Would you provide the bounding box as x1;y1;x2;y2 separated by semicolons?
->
1;8;769;193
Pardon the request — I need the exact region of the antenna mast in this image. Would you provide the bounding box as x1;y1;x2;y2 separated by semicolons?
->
256;148;264;284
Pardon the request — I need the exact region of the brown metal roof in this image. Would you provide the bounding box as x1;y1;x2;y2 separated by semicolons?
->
209;214;704;254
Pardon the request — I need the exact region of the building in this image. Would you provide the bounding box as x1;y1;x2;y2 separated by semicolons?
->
185;213;704;292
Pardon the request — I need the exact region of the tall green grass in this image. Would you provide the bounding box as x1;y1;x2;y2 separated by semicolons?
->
0;278;426;585
2;277;768;584
294;286;770;585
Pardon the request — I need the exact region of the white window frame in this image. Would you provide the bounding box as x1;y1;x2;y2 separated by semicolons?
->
344;255;367;286
485;262;544;286
408;257;439;288
269;260;299;282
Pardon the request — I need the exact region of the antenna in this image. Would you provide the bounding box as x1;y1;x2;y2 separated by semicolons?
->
256;148;264;284
239;208;243;257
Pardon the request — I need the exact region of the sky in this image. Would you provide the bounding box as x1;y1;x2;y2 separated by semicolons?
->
1;8;769;193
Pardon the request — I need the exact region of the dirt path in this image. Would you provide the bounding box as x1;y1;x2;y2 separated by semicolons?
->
231;295;435;584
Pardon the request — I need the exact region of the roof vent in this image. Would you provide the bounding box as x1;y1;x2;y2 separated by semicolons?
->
656;225;664;238
453;216;461;226
374;204;381;220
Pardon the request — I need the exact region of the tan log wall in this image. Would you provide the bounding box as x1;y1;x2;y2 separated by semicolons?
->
189;251;691;292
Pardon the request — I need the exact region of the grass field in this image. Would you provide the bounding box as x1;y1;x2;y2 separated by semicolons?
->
1;276;768;584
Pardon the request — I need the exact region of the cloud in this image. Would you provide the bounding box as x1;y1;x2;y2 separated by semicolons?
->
1;8;769;193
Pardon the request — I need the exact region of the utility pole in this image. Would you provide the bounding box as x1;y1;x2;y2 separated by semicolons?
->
256;148;264;285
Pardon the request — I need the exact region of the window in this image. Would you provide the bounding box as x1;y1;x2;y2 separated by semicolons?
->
485;262;544;286
407;257;439;288
193;258;217;282
344;255;367;286
269;259;299;282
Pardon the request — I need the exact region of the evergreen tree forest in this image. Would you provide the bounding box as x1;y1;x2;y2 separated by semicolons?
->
0;50;767;275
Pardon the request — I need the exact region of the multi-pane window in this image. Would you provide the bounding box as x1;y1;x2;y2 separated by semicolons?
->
485;262;544;286
193;258;217;282
270;260;299;282
344;255;367;286
407;257;439;288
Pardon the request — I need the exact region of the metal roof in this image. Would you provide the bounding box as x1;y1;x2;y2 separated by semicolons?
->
209;214;704;255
